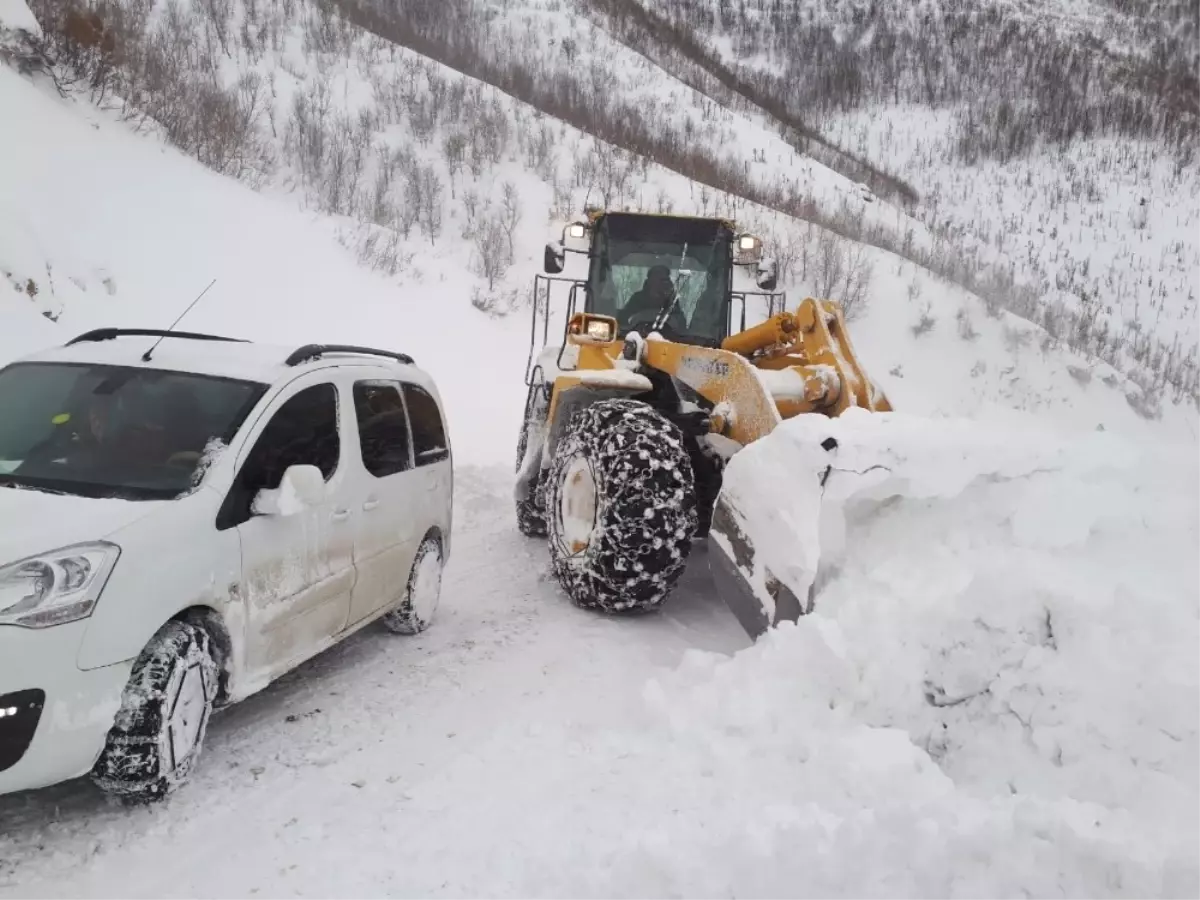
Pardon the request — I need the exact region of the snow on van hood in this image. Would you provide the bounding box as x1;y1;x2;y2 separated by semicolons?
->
0;485;165;566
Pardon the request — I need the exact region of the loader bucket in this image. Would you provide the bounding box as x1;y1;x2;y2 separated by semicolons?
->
704;431;837;640
706;491;813;640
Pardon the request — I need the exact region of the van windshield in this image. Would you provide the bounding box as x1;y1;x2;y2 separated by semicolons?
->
0;362;266;501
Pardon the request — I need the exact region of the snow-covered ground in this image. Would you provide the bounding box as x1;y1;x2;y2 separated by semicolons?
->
2;418;1195;897
1;9;1198;896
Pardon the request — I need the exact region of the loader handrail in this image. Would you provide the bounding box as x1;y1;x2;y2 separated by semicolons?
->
525;273;586;385
731;289;788;333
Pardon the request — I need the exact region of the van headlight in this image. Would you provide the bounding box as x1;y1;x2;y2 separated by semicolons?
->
0;542;120;628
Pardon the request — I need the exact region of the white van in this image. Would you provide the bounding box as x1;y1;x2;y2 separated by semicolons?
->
0;329;453;802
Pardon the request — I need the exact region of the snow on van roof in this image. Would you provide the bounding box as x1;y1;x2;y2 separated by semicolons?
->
8;332;420;384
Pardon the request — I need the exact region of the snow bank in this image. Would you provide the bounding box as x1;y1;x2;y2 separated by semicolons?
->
391;411;1198;897
643;408;1200;897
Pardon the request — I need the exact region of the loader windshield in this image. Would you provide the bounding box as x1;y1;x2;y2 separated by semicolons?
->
587;214;732;346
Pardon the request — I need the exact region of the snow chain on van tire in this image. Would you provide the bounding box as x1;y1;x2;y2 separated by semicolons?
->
546;399;698;613
382;534;443;635
92;620;219;804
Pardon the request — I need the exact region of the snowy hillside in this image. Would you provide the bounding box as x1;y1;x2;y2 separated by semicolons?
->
3;53;1191;453
583;0;1199;402
0;0;1198;895
10;0;1197;432
0;62;533;460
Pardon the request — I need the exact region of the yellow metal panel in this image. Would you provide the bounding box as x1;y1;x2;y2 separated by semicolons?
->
643;340;781;446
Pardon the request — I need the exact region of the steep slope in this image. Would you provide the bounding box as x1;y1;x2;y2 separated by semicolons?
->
620;0;1200;401
15;0;1197;434
0;63;534;462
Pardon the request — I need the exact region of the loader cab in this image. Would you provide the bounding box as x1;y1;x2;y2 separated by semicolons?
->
586;213;737;348
544;212;777;349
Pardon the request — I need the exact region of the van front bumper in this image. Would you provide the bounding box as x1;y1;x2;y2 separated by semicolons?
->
0;621;132;796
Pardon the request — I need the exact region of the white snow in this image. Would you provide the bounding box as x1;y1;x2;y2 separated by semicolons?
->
0;0;38;35
575;368;653;391
715;408;1199;891
251;479;309;518
0;7;1197;897
0;65;530;466
3;417;1196;895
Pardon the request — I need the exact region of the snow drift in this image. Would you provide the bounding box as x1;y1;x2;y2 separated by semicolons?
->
387;411;1199;897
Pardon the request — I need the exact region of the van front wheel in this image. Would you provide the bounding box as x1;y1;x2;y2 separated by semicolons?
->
92;620;219;803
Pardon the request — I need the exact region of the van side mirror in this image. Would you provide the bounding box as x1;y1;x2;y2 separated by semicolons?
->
756;257;778;292
253;464;327;516
544;241;565;274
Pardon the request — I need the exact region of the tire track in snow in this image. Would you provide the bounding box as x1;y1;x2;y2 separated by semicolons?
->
0;465;746;896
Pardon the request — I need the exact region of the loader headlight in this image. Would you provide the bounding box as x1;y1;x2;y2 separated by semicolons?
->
585;318;616;342
735;233;764;264
567;223;587;239
0;542;120;628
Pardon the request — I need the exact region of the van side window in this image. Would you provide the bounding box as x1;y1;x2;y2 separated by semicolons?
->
402;384;448;466
353;381;412;477
217;383;339;529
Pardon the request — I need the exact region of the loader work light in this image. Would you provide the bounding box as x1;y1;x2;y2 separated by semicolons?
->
567;223;587;239
734;232;764;265
585;318;616;342
568;313;618;343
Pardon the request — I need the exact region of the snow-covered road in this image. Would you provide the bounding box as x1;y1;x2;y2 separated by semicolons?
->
2;419;1197;899
0;466;749;897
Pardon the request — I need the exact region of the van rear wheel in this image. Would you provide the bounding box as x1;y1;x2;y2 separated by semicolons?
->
382;535;444;635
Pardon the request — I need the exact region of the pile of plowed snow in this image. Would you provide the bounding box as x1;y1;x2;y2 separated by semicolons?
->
387;411;1198;897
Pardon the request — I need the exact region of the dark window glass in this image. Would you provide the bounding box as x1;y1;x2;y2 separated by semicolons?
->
218;383;340;529
0;361;265;501
353;381;411;477
402;384;448;466
241;383;340;490
585;213;732;347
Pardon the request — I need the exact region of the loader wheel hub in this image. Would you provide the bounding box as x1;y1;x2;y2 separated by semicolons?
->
559;456;598;557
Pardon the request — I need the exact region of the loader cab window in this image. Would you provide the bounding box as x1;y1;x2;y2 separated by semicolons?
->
586;215;732;347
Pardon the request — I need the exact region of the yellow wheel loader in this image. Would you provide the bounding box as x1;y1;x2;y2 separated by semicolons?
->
514;210;891;638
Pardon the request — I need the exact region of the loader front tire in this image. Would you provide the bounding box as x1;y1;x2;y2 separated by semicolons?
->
546;399;698;613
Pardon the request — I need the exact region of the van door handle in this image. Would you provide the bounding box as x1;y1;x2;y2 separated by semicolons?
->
331;508;350;522
362;499;380;511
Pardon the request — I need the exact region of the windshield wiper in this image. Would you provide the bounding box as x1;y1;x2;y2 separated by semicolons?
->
0;479;71;497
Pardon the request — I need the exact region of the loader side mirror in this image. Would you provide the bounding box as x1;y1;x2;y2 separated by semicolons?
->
544;241;565;274
756;258;777;292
